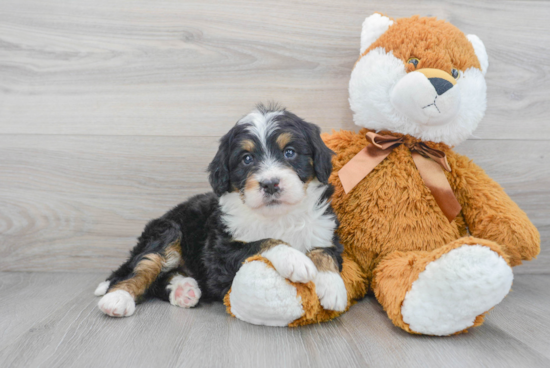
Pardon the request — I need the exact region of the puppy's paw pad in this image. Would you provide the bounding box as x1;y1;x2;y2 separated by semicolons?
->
168;276;201;308
98;290;135;317
315;272;347;312
94;281;110;296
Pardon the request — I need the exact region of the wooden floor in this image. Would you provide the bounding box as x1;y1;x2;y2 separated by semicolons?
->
0;272;548;368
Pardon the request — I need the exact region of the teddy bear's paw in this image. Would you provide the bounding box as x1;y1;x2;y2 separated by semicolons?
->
401;244;513;336
314;272;348;312
167;276;201;308
94;280;110;296
262;245;317;283
98;290;136;317
230;260;304;326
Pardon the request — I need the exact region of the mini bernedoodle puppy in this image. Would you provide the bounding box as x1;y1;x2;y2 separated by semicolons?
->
95;104;348;317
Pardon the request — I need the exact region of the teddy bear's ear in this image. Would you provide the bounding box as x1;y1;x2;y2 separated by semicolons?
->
360;13;394;55
467;34;489;76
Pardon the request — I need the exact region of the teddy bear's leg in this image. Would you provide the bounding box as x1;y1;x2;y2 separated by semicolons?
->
225;254;366;327
373;237;513;336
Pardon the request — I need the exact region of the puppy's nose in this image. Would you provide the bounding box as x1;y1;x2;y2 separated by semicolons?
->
429;77;453;95
259;178;280;195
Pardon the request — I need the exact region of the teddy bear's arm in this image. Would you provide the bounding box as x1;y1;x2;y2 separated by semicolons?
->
452;154;540;266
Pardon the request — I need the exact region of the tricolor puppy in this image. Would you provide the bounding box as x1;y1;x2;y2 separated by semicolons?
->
95;104;347;317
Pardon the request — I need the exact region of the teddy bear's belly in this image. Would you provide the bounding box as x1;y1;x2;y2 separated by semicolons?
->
333;158;465;274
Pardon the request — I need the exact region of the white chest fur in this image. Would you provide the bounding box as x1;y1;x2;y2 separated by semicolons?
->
219;181;337;253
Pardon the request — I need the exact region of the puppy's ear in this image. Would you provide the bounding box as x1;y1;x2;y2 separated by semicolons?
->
307;123;334;184
208;133;232;196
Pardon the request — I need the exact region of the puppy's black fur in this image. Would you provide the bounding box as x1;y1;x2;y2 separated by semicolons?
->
102;104;342;306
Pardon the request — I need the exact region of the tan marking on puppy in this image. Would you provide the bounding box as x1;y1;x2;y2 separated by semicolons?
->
111;254;164;299
307;249;339;272
303;165;314;191
276;132;293;150
163;240;183;271
244;175;260;192
260;239;290;252
241;139;255;152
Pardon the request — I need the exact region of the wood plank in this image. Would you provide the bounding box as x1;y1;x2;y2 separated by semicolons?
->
0;0;549;139
0;272;549;367
0;135;547;273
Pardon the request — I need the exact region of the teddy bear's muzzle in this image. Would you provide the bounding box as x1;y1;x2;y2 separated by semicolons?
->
390;68;461;127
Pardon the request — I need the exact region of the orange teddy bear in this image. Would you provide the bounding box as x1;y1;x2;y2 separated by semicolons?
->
224;14;540;335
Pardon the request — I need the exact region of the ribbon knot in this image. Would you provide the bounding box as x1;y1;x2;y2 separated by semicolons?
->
338;132;461;222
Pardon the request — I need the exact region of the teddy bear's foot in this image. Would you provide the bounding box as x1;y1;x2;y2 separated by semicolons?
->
228;259;304;326
225;254;365;327
401;244;513;336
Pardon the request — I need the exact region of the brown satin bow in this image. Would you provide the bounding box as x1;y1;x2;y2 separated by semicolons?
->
338;132;462;222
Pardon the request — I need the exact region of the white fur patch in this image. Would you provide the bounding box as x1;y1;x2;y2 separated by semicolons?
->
401;245;513;336
360;13;394;54
230;260;304;326
167;275;201;308
314;271;347;312
237;108;282;154
349;48;487;146
390;71;461;126
262;244;317;283
98;290;136;317
220;180;336;253
94;281;110;296
467;34;489;75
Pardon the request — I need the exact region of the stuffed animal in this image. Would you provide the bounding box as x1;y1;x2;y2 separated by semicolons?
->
223;13;540;335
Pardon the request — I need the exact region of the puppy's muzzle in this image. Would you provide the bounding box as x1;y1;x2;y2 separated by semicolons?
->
259;178;280;195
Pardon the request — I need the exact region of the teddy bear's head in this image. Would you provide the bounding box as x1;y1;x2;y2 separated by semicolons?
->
349;14;488;146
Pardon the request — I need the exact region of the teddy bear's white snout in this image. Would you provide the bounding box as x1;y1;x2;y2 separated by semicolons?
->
390;70;461;127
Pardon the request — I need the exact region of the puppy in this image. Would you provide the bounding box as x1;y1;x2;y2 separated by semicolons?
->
95;104;347;317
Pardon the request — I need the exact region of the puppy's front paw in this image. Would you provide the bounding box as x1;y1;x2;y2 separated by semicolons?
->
98;290;136;317
262;245;317;283
314;272;347;312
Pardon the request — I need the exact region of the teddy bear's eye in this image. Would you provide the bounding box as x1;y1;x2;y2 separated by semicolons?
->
407;58;419;68
451;68;459;79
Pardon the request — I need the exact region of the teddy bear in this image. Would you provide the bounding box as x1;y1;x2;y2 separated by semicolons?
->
222;13;541;336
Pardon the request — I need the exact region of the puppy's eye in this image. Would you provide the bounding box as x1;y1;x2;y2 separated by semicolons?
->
407;58;419;68
451;68;459;79
284;148;296;159
242;154;254;165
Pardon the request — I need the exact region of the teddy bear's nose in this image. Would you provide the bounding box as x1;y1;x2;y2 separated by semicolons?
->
429;77;454;95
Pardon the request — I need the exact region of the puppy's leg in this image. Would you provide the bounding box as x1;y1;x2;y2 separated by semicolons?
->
98;219;183;317
307;247;347;312
94;256;135;296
